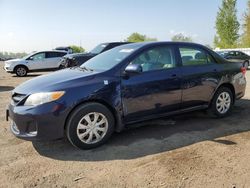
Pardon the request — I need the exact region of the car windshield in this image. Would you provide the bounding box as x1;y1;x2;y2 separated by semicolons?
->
90;43;108;54
81;45;139;71
22;52;37;60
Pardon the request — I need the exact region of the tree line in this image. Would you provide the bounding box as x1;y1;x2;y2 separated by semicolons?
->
0;52;28;60
0;46;85;60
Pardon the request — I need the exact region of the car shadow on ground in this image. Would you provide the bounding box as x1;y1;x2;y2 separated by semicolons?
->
32;99;250;161
12;74;42;77
0;86;14;92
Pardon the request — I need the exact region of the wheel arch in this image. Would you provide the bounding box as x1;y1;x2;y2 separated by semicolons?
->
14;64;29;72
211;83;236;105
64;99;124;133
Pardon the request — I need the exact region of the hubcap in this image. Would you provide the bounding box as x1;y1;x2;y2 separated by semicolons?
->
17;67;26;76
76;112;108;144
216;92;231;114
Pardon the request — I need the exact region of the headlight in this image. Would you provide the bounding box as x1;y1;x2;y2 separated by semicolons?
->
24;91;65;106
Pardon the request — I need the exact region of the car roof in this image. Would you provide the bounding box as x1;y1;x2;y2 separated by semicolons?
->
116;41;208;49
35;50;67;53
64;52;88;58
101;42;131;45
64;41;213;59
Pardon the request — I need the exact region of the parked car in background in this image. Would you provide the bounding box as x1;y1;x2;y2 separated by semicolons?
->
217;50;250;69
54;46;73;54
60;42;130;68
4;50;67;77
7;42;246;149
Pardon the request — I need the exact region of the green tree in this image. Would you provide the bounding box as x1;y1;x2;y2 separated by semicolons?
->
0;52;28;60
70;45;85;53
241;0;250;47
126;32;157;42
171;33;192;42
214;0;240;48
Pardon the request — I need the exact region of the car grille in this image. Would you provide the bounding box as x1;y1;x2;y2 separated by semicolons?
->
12;92;27;105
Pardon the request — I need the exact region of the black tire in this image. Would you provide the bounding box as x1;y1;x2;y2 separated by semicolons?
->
244;60;249;70
66;103;115;149
58;65;64;69
208;87;233;118
14;66;28;77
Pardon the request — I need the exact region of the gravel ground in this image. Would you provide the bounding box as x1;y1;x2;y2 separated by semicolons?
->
0;62;250;188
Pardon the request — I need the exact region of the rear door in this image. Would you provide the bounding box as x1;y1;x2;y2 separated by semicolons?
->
121;45;182;122
177;45;221;108
45;52;66;69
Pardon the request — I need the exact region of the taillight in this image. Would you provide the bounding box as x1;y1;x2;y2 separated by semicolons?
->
241;67;246;76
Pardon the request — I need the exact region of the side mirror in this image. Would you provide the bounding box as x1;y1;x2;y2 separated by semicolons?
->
28;57;34;61
124;64;142;74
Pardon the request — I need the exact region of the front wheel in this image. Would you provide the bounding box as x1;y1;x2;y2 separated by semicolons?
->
208;87;233;118
14;66;28;77
66;103;115;149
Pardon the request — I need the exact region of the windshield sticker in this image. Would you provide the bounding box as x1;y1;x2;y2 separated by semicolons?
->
119;49;134;53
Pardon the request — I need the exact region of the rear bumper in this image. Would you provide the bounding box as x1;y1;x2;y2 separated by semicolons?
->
235;91;245;100
6;102;68;141
234;74;247;100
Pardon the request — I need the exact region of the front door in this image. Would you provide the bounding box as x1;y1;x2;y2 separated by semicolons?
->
26;52;46;70
121;45;182;122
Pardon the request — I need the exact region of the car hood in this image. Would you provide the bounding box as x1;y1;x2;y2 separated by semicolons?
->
64;52;93;59
14;67;99;94
5;58;23;64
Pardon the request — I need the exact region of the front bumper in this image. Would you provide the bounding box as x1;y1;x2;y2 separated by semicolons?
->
6;102;68;141
4;64;13;72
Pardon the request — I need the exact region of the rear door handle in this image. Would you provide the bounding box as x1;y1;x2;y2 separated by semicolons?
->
171;74;177;77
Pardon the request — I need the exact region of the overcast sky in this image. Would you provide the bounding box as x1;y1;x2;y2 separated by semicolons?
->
0;0;247;53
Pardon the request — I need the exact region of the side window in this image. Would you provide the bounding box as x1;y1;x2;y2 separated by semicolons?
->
229;51;235;56
30;53;45;60
59;52;67;57
179;47;213;66
130;46;176;72
46;52;65;58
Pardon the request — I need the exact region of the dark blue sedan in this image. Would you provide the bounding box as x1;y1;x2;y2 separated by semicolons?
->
6;42;247;149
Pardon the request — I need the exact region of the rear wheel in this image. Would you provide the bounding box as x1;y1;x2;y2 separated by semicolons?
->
14;66;28;77
208;87;233;118
66;103;115;149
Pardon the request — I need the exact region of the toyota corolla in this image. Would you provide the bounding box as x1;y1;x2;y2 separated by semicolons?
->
6;42;246;149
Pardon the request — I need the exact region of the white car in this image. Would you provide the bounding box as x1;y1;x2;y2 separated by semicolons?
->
4;50;67;77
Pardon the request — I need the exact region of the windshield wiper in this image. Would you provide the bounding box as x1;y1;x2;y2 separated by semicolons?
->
81;66;93;72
